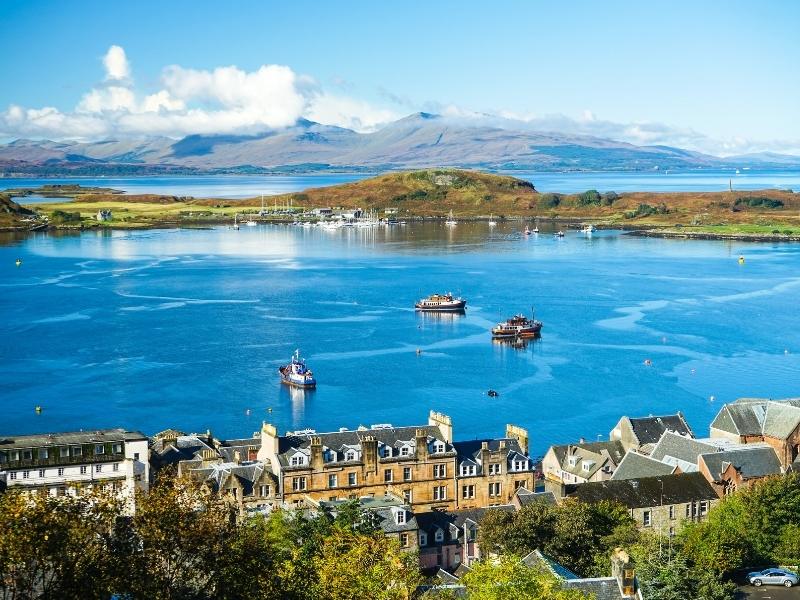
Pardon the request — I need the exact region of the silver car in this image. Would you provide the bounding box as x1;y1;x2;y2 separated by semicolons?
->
747;568;799;587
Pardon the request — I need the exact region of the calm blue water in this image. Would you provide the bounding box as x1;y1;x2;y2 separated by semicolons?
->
3;169;799;199
2;224;800;456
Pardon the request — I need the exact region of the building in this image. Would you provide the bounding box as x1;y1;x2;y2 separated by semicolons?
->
256;411;536;512
541;440;626;486
611;451;677;481
710;397;800;468
312;207;333;216
0;428;149;505
697;445;783;496
96;209;112;221
567;472;719;535
511;487;558;509
648;431;730;473
610;413;694;454
416;505;515;572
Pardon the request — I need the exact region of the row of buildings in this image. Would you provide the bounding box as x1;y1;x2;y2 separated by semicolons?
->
2;397;799;598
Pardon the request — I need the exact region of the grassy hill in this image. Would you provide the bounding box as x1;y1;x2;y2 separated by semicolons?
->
0;193;37;229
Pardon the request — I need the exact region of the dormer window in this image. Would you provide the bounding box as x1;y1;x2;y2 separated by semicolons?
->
395;509;406;525
434;529;444;543
419;532;428;546
383;446;393;458
345;450;356;461
290;455;305;466
568;456;578;467
400;446;411;457
433;442;445;454
582;460;595;473
460;464;476;477
512;460;527;471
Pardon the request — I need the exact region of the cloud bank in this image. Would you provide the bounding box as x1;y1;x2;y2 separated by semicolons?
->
1;45;798;156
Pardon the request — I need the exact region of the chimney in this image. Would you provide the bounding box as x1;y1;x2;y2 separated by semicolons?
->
505;424;529;455
362;435;378;473
310;436;323;470
479;441;490;468
429;411;453;443
415;429;429;461
257;422;280;474
233;450;242;465
499;440;506;450
611;548;637;598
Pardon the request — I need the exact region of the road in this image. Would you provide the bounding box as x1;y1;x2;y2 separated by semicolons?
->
736;583;800;599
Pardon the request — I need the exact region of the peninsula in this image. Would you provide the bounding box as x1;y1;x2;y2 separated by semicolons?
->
4;169;800;240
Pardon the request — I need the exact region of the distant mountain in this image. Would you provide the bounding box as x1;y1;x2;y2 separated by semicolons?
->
2;113;800;175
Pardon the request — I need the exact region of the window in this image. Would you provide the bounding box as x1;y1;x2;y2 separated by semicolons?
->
685;503;691;518
112;463;119;472
513;459;527;471
134;452;140;461
260;485;270;496
396;510;406;525
489;482;502;497
433;442;445;454
567;456;578;467
419;532;428;547
292;477;307;491
231;488;238;499
399;533;410;548
39;449;49;460
460;464;476;476
582;462;591;472
668;505;675;520
402;489;412;503
434;529;444;543
22;471;30;479
462;485;475;499
80;466;87;474
384;469;393;482
38;469;45;478
112;443;122;454
95;444;105;455
489;463;501;475
95;465;102;473
669;526;675;537
57;468;64;476
699;501;708;516
345;451;356;461
290;454;305;466
72;446;82;457
23;450;32;460
400;446;411;457
403;467;412;481
9;450;20;461
328;474;338;488
59;447;69;458
9;472;16;480
383;446;392;458
514;480;524;490
433;464;447;479
348;472;357;486
433;485;447;501
643;510;652;527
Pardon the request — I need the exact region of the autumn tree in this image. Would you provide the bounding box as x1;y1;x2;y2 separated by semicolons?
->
460;555;590;600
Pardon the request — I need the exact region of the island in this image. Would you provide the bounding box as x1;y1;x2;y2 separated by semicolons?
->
3;170;799;240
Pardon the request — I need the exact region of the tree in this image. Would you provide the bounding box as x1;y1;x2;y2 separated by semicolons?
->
460;556;589;600
313;528;420;600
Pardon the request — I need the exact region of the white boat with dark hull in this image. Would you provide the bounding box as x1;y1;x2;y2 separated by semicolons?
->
491;314;543;339
414;292;467;312
445;210;457;226
580;224;596;233
279;350;316;388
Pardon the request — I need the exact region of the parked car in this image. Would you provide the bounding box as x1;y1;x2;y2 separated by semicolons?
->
747;568;799;587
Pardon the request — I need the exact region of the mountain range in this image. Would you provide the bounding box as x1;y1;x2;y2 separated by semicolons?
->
1;112;799;175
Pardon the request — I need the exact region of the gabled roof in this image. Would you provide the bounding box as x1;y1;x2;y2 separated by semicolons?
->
628;413;693;446
569;472;718;508
0;428;147;449
548;440;625;479
649;431;722;470
611;451;676;480
563;578;628;600
515;488;558;507
699;445;782;481
522;550;580;580
711;398;800;439
416;505;515;543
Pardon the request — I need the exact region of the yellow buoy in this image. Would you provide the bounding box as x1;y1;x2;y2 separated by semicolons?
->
738;256;745;264
15;258;22;267
35;405;42;414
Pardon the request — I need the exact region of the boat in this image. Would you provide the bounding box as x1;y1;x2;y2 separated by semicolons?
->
491;314;543;339
246;216;257;227
414;292;467;312
278;350;317;388
232;214;240;230
580;224;596;233
445;211;457;226
488;214;497;227
555;231;565;238
524;225;532;236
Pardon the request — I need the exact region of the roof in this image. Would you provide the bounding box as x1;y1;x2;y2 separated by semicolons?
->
189;461;273;495
628;413;693;446
0;428;147;449
522;550;580;580
416;506;515;544
699;445;782;481
611;451;676;480
569;472;719;508
548;441;625;479
515;488;558;507
563;578;627;600
649;431;723;471
453;438;532;474
711;398;800;439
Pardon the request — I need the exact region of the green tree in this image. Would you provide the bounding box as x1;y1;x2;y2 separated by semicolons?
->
460;555;590;600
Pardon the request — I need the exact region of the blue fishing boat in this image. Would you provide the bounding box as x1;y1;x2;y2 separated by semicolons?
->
279;350;316;388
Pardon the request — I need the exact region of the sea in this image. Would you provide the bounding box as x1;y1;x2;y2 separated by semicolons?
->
1;170;799;455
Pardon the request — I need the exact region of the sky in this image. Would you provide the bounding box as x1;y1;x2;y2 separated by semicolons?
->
0;0;798;155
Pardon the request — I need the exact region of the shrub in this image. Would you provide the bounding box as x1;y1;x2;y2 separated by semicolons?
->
734;196;784;209
602;191;619;205
49;210;82;224
576;189;602;206
539;193;562;208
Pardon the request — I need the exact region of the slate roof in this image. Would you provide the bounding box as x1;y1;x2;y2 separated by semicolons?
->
699;445;782;481
416;505;515;545
318;495;418;534
611;451;676;480
569;472;718;508
522;550;580;579
150;434;216;470
649;432;723;471
628;413;693;446
515;488;558;507
711;398;800;439
563;578;627;600
549;440;626;479
454;438;532;474
189;461;272;495
0;428;147;449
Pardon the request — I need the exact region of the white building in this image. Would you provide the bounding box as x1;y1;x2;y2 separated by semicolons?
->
0;428;149;504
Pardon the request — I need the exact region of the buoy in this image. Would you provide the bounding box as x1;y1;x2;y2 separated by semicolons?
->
785;349;790;355
690;368;696;375
267;407;273;414
709;395;715;402
738;256;745;264
487;390;499;397
245;409;251;416
35;405;42;414
416;348;422;355
15;258;22;267
644;359;652;366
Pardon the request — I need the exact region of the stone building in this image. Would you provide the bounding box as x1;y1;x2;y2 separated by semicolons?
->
256;411;536;512
0;428;149;508
709;397;800;469
541;440;626;486
609;413;694;454
567;472;719;536
697;445;783;496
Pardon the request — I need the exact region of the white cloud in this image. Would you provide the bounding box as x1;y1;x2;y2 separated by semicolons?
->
306;93;399;132
103;45;130;81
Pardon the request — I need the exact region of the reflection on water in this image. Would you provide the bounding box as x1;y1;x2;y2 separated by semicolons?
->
2;222;800;454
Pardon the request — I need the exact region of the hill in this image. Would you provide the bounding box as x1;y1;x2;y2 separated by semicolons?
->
3;113;800;175
0;193;37;229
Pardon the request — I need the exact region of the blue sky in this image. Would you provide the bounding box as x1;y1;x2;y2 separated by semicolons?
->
1;0;798;154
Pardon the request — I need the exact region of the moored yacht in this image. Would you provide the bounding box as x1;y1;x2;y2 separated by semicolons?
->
445;210;457;226
580;224;596;233
491;314;543;339
414;292;467;312
488;214;497;227
279;350;317;388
